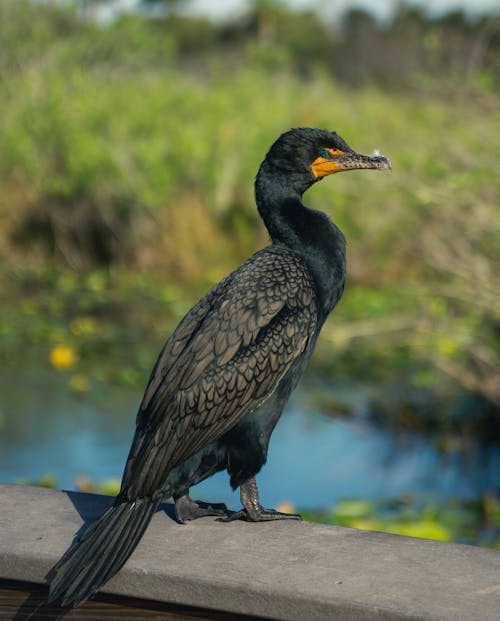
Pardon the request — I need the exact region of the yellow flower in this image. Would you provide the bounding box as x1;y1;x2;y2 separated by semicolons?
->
50;345;77;370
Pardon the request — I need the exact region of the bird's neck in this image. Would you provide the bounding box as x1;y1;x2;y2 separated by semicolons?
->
255;169;346;318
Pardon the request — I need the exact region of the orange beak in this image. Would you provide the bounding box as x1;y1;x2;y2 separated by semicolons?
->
311;148;392;179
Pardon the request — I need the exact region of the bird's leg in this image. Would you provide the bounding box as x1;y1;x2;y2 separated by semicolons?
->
220;477;302;522
174;490;230;524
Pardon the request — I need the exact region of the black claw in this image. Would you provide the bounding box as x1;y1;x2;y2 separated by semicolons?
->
218;507;302;523
247;509;302;522
175;496;231;523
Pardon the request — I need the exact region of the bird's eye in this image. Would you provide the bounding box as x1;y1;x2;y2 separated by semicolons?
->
320;149;330;158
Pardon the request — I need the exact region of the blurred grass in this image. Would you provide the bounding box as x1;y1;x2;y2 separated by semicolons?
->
302;495;500;548
0;1;499;404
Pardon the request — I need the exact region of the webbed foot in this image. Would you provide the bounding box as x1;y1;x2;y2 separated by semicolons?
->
175;493;230;524
219;507;302;522
218;477;302;523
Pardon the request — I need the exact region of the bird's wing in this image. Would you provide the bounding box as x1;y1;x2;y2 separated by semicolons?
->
120;248;317;499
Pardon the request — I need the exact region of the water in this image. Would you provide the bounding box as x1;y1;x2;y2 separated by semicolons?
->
1;358;499;509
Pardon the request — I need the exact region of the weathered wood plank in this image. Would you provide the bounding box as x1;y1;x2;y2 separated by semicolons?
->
2;484;500;621
0;579;267;621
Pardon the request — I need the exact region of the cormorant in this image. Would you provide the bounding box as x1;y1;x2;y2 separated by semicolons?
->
47;127;391;607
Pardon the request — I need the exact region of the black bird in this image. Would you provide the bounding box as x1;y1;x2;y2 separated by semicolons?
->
48;127;391;607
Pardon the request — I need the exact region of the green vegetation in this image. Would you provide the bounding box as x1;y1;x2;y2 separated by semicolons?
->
1;1;500;543
303;496;500;548
1;1;498;403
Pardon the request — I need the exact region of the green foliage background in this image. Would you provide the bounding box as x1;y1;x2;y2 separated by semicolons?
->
1;0;498;402
1;0;499;543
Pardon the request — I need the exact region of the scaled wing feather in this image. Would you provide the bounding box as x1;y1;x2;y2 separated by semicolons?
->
120;248;317;500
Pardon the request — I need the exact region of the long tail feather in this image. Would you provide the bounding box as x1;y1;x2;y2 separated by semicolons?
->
47;498;158;607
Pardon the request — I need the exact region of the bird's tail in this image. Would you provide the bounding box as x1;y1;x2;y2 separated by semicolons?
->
47;497;157;607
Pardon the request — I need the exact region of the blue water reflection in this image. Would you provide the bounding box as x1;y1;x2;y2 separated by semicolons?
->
1;366;498;508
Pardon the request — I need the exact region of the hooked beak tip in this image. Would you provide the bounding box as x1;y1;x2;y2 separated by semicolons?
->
381;156;392;171
350;152;392;172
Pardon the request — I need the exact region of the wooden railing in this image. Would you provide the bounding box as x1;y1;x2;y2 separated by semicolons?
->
1;483;499;620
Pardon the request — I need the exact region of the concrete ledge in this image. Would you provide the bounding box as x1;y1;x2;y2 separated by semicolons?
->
1;483;499;621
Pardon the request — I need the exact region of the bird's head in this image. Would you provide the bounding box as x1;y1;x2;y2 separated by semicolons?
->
260;127;391;195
